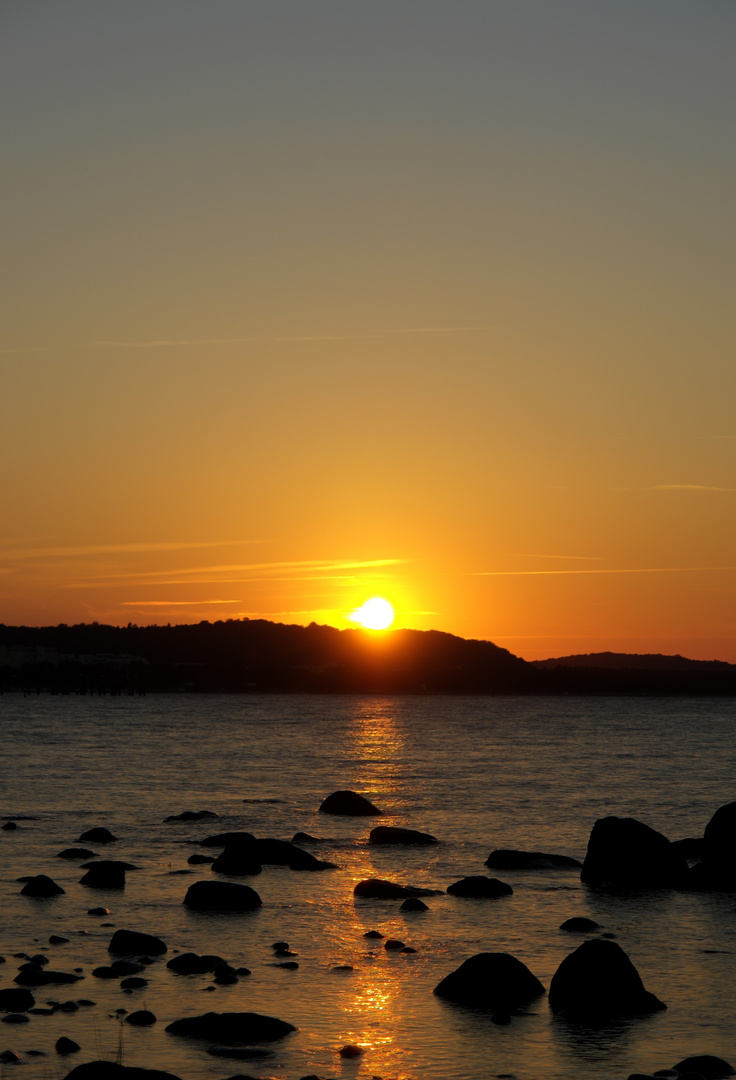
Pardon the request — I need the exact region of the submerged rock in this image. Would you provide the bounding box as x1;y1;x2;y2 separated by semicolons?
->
164;810;219;822
401;897;429;911
165;1011;296;1043
58;848;97;860
369;826;438;845
559;917;601;932
581;816;688;890
319;790;382;816
486;849;582;870
433;952;545;1010
184;880;262;912
20;875;65;898
108;930;167;956
549;938;666;1020
65;1062;183;1079
354;878;438;899
78;827;117;844
447;876;513;898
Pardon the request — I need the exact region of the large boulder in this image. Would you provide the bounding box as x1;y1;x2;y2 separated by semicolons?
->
672;1056;735;1078
108;929;167;956
433;952;545;1010
447;876;513;898
689;803;736;890
20;874;65;897
80;861;136;889
211;848;262;876
200;831;256;849
354;878;438;899
165;1011;296;1044
369;826;438;845
64;1063;182;1080
580;816;688;889
549;938;666;1020
0;988;35;1012
486;849;582;870
319;790;382;816
183;880;262;911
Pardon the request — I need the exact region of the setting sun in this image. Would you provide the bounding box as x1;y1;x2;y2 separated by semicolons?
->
351;597;395;631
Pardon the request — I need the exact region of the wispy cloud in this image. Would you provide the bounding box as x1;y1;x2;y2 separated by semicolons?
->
67;557;405;585
645;484;734;492
0;539;262;561
472;566;736;577
514;554;603;561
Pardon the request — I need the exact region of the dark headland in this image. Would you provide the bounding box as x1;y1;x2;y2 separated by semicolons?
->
1;621;735;695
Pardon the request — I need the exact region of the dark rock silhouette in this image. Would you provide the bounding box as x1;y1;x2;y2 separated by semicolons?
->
201;831;256;848
340;1045;364;1058
369;826;437;845
187;853;214;865
65;1063;183;1079
88;907;111;916
292;832;321;843
581;816;688;889
79;828;117;844
56;1037;80;1054
401;897;429;911
486;849;582;870
14;965;81;986
384;939;405;950
433;952;545;1010
183;880;262;911
672;1056;734;1078
559;916;601;932
167;952;224;975
165;1010;296;1043
688;802;736;890
2;822;18;831
447;876;513;898
319;790;382;816
126;1009;157;1025
354;878;438;899
164;810;218;822
120;977;147;989
108;930;167;956
58;848;97;860
109;960;144;976
671;837;705;860
210;848;262;876
0;988;35;1012
20;874;65;897
549;938;666;1019
80;861;136;889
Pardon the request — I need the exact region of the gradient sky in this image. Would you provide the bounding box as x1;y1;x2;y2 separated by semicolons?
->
1;0;735;660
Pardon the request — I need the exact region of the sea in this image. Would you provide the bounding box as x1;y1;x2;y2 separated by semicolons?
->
1;693;735;1080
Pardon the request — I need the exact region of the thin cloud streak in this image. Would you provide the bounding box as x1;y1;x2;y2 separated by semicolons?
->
646;484;734;492
65;557;406;584
1;540;262;561
473;566;736;577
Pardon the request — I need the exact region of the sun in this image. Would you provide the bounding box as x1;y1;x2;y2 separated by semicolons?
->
351;597;395;631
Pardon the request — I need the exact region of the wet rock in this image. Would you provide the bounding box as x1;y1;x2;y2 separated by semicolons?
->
363;930;384;938
401;897;429;911
184;881;262;912
2;1014;29;1024
332;965;353;971
78;827;117;844
0;1051;21;1063
187;853;214;865
1;822;18;831
77;999;95;1006
164;810;219;822
55;1001;80;1012
671;837;706;860
384;939;405;950
167;953;216;975
433;952;545;1010
274;962;298;971
108;930;167;956
121;977;148;990
486;849;582;870
254;838;336;871
29;954;49;966
369;826;438;845
689;803;736;890
126;1009;156;1025
339;1044;364;1058
80;862;134;889
201;831;256;849
92;967;118;979
402;946;417;953
214;965;239;984
49;936;69;944
65;1063;183;1079
559;917;601;932
56;1036;80;1054
58;848;97;860
549;938;666;1020
319;790;382;816
109;961;144;976
447;876;513;898
292;832;321;843
165;1011;296;1043
271;941;289;951
14;966;81;986
581;816;689;890
354;878;438;899
20;875;65;898
211;848;262;877
88;907;111;916
671;1057;735;1079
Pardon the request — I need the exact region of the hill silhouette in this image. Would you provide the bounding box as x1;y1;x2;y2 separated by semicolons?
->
1;621;735;695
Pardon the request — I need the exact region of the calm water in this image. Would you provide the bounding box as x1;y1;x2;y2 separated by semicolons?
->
1;694;735;1080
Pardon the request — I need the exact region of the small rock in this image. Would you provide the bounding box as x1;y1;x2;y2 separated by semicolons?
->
120;977;148;990
108;929;167;956
57;848;97;860
187;853;214;865
319;790;382;816
401;898;429;912
183;880;262;912
78;827;117;844
55;1037;80;1054
125;1009;157;1026
560;917;601;933
384;939;405;950
672;1057;735;1079
2;1015;29;1024
446;876;513;898
332;965;354;971
20;875;65;898
271;941;289;951
364;930;384;939
275;962;299;970
2;822;18;831
29;954;49;966
369;826;437;845
49;936;69;945
88;907;111;916
339;1044;364;1058
0;1050;21;1063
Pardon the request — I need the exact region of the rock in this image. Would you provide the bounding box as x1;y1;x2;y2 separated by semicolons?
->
56;1036;80;1054
339;1045;364;1058
549;938;666;1019
401;897;429;911
80;862;133;889
165;1011;296;1043
201;831;256;849
167;953;217;975
121;977;148;989
49;936;69;944
78;827;117;844
187;854;214;865
559;917;601;932
672;1057;735;1078
252;837;336;871
0;1051;21;1063
1;822;18;831
14;966;81;986
88;907;111;916
369;826;438;845
65;1063;183;1079
29;954;48;966
183;880;262;912
274;962;299;971
92;967;118;979
688;803;736;889
109;961;144;976
671;837;706;860
384;939;405;950
58;848;97;860
354;878;438;899
1;1014;29;1024
363;930;384;938
164;810;219;822
126;1009;156;1025
108;930;167;956
580;816;688;890
292;832;320;843
485;849;582;870
447;876;513;898
214;965;240;984
211;848;262;877
20;875;65;898
433;952;545;1010
319;790;382;816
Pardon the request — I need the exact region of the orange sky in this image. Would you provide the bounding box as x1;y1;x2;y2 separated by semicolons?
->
1;2;734;661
